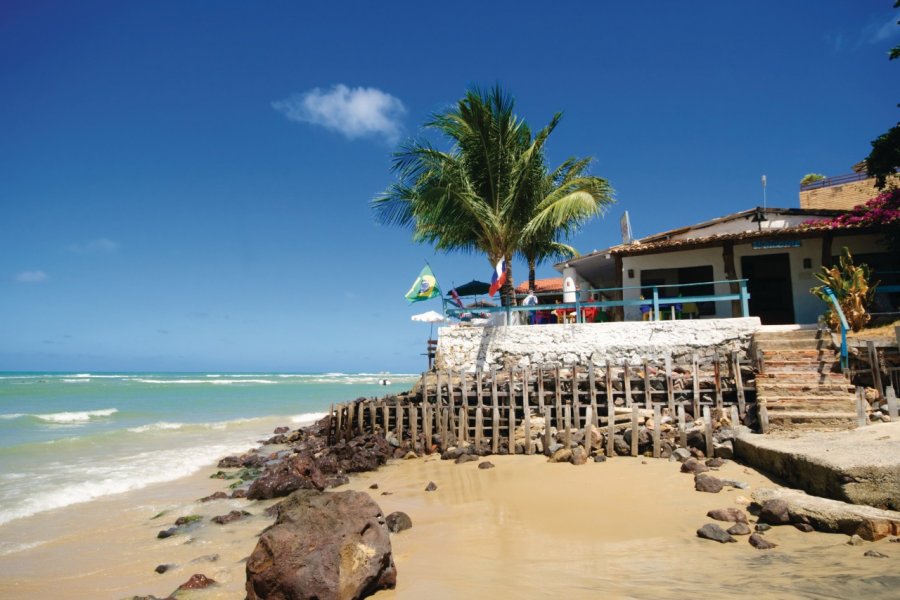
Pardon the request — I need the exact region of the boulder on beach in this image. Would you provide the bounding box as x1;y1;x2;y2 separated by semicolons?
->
694;473;724;493
385;511;412;533
245;489;396;600
696;523;736;543
681;457;709;474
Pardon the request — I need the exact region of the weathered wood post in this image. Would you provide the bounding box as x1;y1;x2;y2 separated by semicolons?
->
652;403;661;459
606;396;615;457
664;354;675;418
410;405;418;449
457;406;466;444
563;404;572;450
523;367;531;454
643;359;652;410
624;360;633;407
856;386;868;427
867;341;885;402
475;405;484;451
886;385;899;421
677;403;687;448
732;351;746;419
423;403;432;453
702;406;714;458
692;352;701;419
630;404;639;456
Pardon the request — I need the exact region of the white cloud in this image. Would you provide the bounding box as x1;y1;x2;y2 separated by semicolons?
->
15;270;48;283
273;84;406;144
861;13;900;45
69;238;119;254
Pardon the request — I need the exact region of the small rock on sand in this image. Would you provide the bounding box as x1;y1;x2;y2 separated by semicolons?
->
727;523;751;536
478;461;495;469
748;533;777;549
425;481;437;492
707;508;748;523
863;550;889;558
695;474;724;493
386;511;412;533
697;523;736;543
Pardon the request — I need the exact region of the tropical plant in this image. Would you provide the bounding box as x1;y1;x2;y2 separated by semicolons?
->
800;173;826;186
373;85;613;303
810;247;879;332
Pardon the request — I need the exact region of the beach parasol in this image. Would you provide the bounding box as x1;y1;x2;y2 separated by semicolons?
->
448;280;491;297
411;309;448;338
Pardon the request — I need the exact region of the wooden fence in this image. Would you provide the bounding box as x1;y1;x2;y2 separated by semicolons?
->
329;350;753;458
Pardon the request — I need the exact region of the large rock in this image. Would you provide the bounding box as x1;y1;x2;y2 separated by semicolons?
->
694;474;724;493
246;489;396;600
758;499;791;525
247;455;325;500
753;487;900;541
681;457;709;474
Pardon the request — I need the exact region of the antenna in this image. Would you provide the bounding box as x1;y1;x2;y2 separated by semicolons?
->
761;175;767;209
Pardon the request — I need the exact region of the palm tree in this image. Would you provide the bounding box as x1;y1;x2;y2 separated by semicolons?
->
373;85;613;303
519;156;612;291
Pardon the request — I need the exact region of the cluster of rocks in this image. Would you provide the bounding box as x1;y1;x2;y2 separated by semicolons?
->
144;415;412;600
680;449;899;556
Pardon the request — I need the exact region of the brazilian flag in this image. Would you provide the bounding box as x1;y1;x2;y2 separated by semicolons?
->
405;265;441;303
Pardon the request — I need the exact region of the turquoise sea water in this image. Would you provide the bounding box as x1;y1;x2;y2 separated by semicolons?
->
0;372;416;533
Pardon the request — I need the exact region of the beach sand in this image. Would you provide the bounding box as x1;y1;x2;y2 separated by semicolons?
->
1;452;897;599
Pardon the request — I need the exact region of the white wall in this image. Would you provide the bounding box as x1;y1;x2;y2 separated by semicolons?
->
435;317;761;372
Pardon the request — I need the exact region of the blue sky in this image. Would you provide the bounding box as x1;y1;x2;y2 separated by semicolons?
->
1;1;898;373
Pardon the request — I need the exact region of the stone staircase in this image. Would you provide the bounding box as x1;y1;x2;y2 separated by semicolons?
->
753;328;857;432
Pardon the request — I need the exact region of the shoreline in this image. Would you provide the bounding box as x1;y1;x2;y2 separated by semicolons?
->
1;419;899;598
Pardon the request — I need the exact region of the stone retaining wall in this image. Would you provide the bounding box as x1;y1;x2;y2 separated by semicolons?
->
435;318;762;372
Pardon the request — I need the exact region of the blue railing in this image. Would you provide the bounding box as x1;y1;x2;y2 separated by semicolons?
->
445;279;751;324
799;171;869;191
822;286;849;372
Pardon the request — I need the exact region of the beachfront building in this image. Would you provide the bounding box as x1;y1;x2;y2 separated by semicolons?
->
556;170;898;325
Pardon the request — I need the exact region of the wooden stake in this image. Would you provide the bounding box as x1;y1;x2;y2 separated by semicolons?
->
457;406;466;444
643;359;652;409
605;360;614;410
410;405;418;449
630;404;639;457
732;351;746;418
624;360;632;407
652;403;661;459
664;354;675;418
703;406;714;458
606;397;615;457
423;403;432;453
475;405;484;451
677;403;687;448
886;385;899;421
692;352;701;419
713;351;723;414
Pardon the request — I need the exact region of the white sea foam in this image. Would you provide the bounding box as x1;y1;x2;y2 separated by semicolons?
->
0;438;257;527
127;422;185;433
133;378;277;385
61;378;91;383
34;408;118;423
290;411;328;425
0;539;47;557
0;413;25;420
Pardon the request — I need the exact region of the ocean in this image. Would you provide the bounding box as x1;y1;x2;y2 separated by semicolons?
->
0;371;417;543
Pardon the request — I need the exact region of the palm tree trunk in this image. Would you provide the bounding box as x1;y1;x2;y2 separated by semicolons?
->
528;258;536;292
501;254;516;306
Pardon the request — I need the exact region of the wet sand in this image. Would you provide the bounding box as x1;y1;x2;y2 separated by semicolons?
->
1;453;898;599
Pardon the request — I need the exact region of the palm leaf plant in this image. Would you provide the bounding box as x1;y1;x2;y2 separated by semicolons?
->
811;247;878;332
374;85;613;304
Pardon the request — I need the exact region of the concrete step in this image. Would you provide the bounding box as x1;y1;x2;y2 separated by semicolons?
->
754;329;823;342
762;397;857;411
762;362;842;374
765;411;858;431
761;349;832;359
756;371;849;384
754;338;831;350
756;381;854;394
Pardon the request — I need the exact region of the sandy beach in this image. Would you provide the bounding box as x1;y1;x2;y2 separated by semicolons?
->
1;444;897;600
